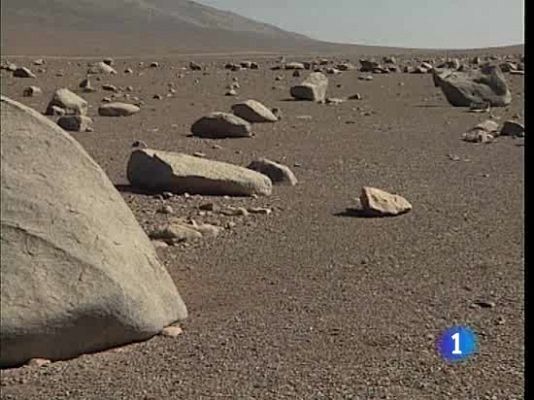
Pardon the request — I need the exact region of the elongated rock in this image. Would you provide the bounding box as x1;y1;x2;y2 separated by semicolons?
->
191;112;251;138
87;62;117;75
127;149;272;196
98;102;140;117
1;96;187;368
231;100;278;123
290;72;328;102
247;158;297;185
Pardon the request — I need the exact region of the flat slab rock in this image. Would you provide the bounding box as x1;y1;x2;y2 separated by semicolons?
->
360;187;412;216
231;100;278;123
98;102;140;117
127;149;272;196
191;112;252;138
0;96;186;368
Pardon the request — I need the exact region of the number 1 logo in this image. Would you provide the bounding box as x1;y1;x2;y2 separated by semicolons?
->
437;326;477;362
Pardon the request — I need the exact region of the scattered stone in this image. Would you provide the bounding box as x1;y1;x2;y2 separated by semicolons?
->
358;75;373;81
157;205;174;214
231;100;278;123
127;149;272;196
151;240;169;249
160;325;183;338
225;88;238;96
247;158;298;186
33;59;45;66
149;222;203;243
359;186;412;216
326;97;344;105
57;115;93;132
124;68;134;74
290;72;328;102
191;112;252;138
472;300;496;309
501;120;525;137
247;207;272;215
199;202;220;212
292;70;301;77
87;61;117;74
359;59;380;72
13;67;36;78
79;78;96;93
48;105;66;116
433;65;512;107
192;223;222;238
348;93;362;100
285;62;305;70
102;84;118;92
23;86;42;97
222;207;249;216
510;70;524;76
0;96;187;368
153;94;163;100
45;89;88;116
98;103;140;117
189;61;202;71
26;358;51;367
193;152;206;158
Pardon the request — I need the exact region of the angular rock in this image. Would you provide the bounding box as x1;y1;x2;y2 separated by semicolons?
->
0;96;187;368
13;67;36;78
360;187;412;216
45;89;88;116
290;72;328;102
247;158;297;186
433;65;512;107
127;149;272;196
98;102;140;117
191;112;251;138
57;115;94;132
23;86;42;97
501;120;524;137
79;78;96;93
231;100;278;123
359;59;380;72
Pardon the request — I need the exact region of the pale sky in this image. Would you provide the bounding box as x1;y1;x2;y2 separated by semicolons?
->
196;0;524;49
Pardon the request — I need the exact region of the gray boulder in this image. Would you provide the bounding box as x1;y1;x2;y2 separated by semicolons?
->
433;65;512;107
290;72;328;102
45;89;88;116
191;112;252;138
0;96;187;368
231;100;278;123
127;149;272;196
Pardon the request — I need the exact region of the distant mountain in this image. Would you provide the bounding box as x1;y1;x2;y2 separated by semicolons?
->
1;0;324;55
0;0;525;56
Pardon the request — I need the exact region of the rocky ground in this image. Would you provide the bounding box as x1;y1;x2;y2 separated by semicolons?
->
0;54;524;399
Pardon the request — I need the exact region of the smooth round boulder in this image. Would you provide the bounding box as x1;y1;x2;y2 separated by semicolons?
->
0;96;187;368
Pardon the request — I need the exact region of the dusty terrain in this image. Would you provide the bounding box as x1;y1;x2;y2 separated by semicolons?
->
0;54;524;399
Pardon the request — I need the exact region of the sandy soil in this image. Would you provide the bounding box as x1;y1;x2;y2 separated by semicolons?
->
0;54;524;399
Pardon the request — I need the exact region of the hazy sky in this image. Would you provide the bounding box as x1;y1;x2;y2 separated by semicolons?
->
196;0;524;49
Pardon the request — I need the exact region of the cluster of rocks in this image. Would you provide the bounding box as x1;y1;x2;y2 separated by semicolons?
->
463;118;524;143
191;99;278;138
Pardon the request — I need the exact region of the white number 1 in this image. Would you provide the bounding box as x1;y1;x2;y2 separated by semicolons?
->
451;332;462;354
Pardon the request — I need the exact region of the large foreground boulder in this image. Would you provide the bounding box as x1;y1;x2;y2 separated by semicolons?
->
433;65;512;107
191;112;252;138
127;149;272;196
0;96;187;368
290;72;328;102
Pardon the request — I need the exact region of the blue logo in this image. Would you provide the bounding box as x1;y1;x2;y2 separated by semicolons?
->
436;326;477;362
